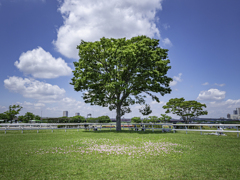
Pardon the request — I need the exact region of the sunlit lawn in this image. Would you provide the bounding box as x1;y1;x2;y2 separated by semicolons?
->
0;128;240;179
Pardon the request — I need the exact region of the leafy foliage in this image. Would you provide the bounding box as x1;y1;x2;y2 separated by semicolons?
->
18;115;26;122
71;115;86;123
35;115;41;120
86;117;98;123
24;112;35;122
0;113;8;120
71;35;172;131
131;117;141;123
159;114;172;123
163;98;208;124
4;105;22;121
98;116;111;123
148;116;159;123
139;104;152;116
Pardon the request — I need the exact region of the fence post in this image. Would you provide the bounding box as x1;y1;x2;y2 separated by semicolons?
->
22;126;23;134
200;126;202;135
237;126;239;138
5;127;6;134
78;125;79;132
65;126;66;132
52;125;53;133
185;126;187;134
152;124;154;132
100;125;102;131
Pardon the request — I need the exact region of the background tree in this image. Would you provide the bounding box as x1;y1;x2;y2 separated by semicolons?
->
71;115;85;123
148;116;159;123
0;113;8;120
71;35;172;131
86;117;98;123
162;98;208;124
24;112;35;123
4;105;22;122
18;115;25;123
98;116;111;123
35;115;41;120
131;117;141;123
159;114;172;123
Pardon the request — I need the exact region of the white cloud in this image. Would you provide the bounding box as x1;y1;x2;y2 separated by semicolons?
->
202;82;209;85
162;38;172;46
4;76;65;102
0;105;6;113
163;23;170;30
16;101;45;110
150;101;164;105
209;99;240;108
14;47;72;79
197;88;226;101
170;73;182;86
214;83;225;87
53;0;163;59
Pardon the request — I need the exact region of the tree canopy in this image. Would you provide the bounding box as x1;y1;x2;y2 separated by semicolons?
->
24;112;35;122
71;35;172;131
159;114;172;123
4;104;22;121
162;98;208;124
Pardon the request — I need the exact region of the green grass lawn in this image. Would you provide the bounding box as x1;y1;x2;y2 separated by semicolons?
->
0;129;240;180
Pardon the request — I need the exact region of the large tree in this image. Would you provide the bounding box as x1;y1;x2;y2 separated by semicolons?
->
162;98;208;124
4;105;22;122
71;35;172;131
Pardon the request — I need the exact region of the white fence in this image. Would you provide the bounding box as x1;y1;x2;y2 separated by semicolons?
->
0;123;239;137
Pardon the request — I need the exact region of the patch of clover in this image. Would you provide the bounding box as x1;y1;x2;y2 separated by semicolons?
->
28;138;191;158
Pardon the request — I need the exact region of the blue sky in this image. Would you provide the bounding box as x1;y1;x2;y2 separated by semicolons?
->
0;0;240;119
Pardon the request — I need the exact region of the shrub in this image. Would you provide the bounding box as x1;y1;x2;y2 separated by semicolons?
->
98;116;111;123
71;115;85;123
86;117;98;123
131;117;141;123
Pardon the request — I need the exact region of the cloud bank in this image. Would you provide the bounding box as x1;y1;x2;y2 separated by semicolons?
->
53;0;163;59
4;76;65;102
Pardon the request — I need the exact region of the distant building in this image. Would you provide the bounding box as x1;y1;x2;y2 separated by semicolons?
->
230;108;240;119
227;113;231;119
237;108;240;115
233;110;238;115
63;111;68;117
75;113;80;116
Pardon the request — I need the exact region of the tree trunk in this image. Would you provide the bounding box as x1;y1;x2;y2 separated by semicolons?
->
116;105;121;131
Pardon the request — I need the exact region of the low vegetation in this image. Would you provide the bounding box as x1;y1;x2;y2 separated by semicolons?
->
0;129;240;179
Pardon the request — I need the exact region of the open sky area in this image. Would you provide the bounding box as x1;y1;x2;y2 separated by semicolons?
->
0;0;239;119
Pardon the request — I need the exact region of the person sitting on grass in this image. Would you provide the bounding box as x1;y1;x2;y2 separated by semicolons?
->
135;125;138;131
84;124;88;130
218;126;223;135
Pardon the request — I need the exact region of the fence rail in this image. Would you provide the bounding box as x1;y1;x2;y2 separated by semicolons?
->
0;123;239;137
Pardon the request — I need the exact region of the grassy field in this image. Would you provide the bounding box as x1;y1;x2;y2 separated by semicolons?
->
0;128;240;179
